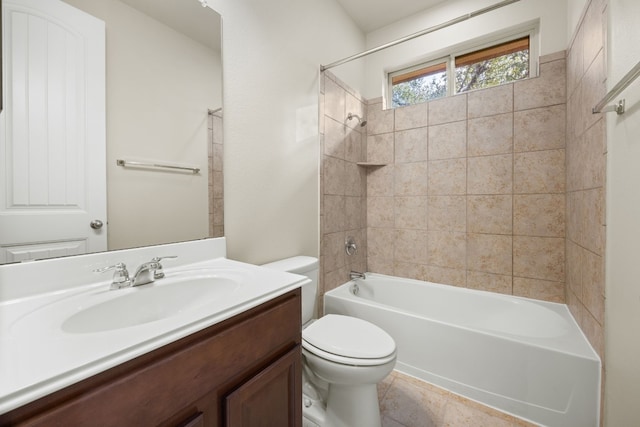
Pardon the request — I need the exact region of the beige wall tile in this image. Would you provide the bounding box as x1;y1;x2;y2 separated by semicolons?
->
395;102;428;131
368;103;395;135
344;162;363;197
514;59;566;111
367;165;395;196
368;196;395;228
367;133;394;164
324;118;346;159
367;257;395;276
427;231;466;270
395;196;428;230
393;262;428;282
540;51;566;64
427;195;467;232
395;229;428;265
582;309;604;360
345;129;363;163
212;171;223;199
566;240;583;299
213;143;223;171
425;266;466;287
345;93;365;131
567;26;584;98
582;248;605;324
428;121;467;160
323;155;346;195
368;227;395;260
513;236;565;282
345;196;363;230
467;83;513;119
514;104;566;152
566;190;583;244
582;188;605;255
514;149;565;194
467;195;513;235
467;154;513;195
581;117;606;189
428;158;466;195
467;233;512;276
395;127;428;163
468;113;513;157
395;162;429;196
513;277;565;302
324;77;345;122
566;133;583;193
323;195;345;233
580;51;606;132
514;194;565;237
467;271;512;294
323;231;346;273
582;0;605;75
323;266;349;294
428;93;467;125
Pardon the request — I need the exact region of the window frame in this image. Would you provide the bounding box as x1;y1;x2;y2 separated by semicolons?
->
386;26;539;109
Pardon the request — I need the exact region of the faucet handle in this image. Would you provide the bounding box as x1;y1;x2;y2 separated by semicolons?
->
150;256;177;279
93;262;131;289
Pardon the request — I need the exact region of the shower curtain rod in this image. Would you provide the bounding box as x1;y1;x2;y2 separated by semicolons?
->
320;0;521;72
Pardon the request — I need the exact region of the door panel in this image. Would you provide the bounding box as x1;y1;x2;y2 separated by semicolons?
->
0;0;106;263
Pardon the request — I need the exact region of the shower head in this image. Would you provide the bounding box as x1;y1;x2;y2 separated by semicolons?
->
347;112;367;127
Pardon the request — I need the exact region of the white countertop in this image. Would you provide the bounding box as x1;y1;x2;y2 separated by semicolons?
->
0;239;306;415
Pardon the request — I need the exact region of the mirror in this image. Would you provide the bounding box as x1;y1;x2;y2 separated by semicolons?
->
0;0;222;263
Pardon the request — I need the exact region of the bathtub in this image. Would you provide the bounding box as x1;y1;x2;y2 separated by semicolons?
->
324;273;600;427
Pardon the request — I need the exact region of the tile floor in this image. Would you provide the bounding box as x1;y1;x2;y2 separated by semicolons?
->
378;371;536;427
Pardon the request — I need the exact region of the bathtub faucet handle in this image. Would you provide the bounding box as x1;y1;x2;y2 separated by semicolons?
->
350;270;366;280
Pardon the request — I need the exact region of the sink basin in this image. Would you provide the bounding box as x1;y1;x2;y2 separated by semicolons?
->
9;269;246;337
61;273;240;334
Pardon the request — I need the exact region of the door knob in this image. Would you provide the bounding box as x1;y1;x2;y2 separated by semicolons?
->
90;219;104;229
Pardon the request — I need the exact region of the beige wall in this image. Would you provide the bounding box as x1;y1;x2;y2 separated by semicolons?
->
208;0;365;265
361;0;568;100
64;0;221;250
604;0;640;424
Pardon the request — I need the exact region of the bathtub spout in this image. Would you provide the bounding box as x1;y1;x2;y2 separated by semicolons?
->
349;270;366;280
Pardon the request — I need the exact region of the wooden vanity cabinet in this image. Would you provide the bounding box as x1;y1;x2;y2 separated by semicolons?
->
0;289;302;427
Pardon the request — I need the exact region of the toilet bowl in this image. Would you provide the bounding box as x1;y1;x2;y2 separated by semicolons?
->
262;257;396;427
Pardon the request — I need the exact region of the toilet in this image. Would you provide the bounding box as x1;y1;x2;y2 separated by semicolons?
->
262;256;396;427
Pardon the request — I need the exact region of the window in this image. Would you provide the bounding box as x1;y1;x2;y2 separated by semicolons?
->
389;32;534;108
455;37;529;93
390;61;447;107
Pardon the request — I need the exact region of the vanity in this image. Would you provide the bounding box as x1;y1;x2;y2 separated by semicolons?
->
0;238;305;426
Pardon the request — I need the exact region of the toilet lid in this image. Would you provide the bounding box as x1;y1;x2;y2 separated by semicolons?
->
302;314;396;359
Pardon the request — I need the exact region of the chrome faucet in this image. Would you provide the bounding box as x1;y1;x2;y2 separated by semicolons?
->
94;256;177;289
349;270;366;280
131;256;177;286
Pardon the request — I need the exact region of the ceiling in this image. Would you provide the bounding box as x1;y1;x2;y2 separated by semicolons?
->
335;0;449;33
119;0;221;51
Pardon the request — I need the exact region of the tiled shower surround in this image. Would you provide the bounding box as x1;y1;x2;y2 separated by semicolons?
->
321;51;569;305
208;110;224;238
319;4;607;418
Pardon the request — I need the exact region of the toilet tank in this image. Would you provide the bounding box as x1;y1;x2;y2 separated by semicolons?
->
261;256;318;324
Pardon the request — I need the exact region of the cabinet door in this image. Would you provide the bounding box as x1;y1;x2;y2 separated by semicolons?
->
225;346;301;427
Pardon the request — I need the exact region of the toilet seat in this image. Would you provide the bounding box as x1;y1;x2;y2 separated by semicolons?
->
302;314;396;366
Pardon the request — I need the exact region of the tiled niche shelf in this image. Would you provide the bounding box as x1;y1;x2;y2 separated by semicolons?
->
356;162;388;167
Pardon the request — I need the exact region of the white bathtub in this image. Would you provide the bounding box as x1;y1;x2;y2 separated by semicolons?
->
324;273;600;427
